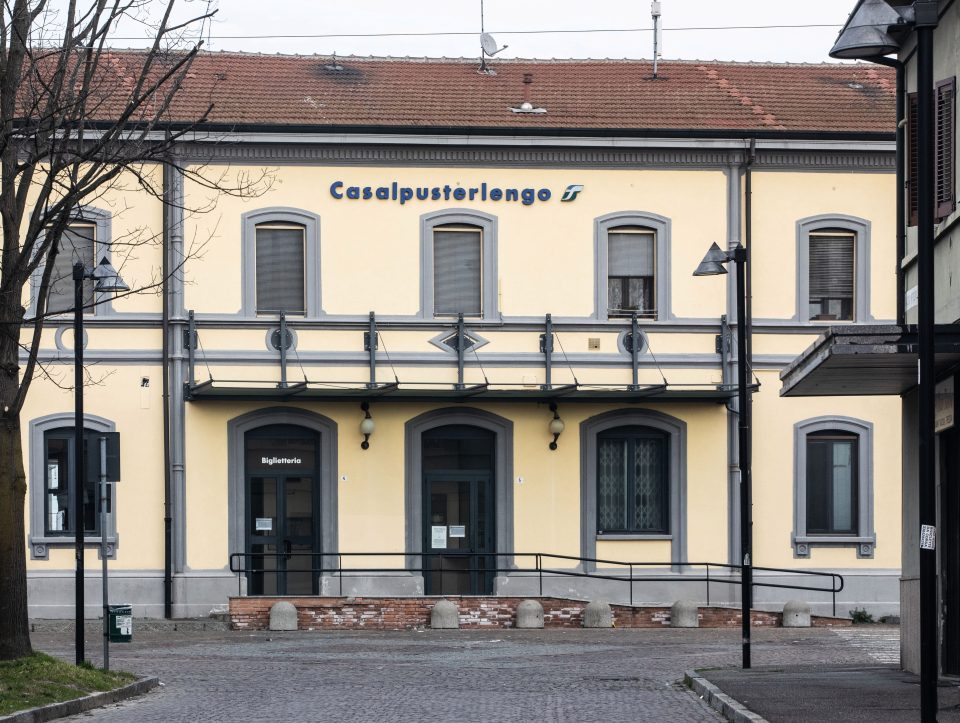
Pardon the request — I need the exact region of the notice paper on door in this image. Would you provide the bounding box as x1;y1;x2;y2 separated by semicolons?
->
431;525;447;549
449;525;466;538
255;517;273;532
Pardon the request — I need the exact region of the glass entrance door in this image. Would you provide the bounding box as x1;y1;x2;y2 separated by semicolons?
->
248;474;317;595
423;474;494;595
244;425;320;596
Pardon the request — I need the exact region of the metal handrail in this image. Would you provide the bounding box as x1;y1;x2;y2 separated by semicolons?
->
228;551;845;616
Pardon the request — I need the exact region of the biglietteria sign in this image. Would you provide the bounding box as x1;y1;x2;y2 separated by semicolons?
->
330;181;584;206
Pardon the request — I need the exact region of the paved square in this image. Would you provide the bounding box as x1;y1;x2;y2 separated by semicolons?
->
31;626;895;722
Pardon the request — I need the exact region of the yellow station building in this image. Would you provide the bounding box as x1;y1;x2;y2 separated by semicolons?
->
23;54;902;618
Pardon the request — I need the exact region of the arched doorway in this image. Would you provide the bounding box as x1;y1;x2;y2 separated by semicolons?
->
422;425;496;595
244;424;320;595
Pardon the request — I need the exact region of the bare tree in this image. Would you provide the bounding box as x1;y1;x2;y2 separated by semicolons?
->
0;0;258;660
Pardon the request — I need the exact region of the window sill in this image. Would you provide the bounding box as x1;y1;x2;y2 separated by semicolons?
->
30;535;117;561
792;534;874;559
596;533;672;541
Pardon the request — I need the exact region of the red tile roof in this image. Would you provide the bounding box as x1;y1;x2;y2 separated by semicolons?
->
96;53;899;135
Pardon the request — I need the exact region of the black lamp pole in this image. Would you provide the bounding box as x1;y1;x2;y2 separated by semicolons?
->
72;261;86;666
733;246;752;669
694;241;752;668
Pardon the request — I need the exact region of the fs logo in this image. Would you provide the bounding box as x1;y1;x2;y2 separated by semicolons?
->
560;184;584;202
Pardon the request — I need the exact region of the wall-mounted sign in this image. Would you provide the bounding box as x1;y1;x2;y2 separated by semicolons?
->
329;181;584;206
449;525;466;538
936;377;954;433
431;525;447;549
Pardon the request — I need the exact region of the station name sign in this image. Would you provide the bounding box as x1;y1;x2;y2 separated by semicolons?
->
329;181;584;206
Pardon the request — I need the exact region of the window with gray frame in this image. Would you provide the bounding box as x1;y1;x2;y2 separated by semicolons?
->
792;416;874;559
29;412;117;560
805;430;858;535
808;230;855;321
607;227;655;318
46;223;95;314
795;215;872;324
255;223;306;315
597;425;669;534
433;224;482;317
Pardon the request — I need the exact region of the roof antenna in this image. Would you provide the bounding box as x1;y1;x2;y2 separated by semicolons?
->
651;0;662;79
479;0;507;75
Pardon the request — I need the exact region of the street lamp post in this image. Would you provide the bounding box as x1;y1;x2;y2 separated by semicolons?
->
694;242;752;668
72;257;128;666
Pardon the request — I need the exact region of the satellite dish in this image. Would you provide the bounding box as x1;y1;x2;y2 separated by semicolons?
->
481;32;506;57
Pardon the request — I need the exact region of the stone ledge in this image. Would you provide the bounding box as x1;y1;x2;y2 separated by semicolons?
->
0;676;159;723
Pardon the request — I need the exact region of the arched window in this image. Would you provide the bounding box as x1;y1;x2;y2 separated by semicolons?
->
796;215;872;323
594;211;672;321
241;208;322;318
31;206;115;317
793;416;875;558
581;409;686;567
420;210;498;320
28;413;117;560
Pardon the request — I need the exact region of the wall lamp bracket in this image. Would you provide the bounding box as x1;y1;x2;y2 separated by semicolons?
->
360;402;374;450
548;402;565;451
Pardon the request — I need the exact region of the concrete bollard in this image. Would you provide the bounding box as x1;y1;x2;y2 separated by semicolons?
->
582;600;613;628
430;599;460;629
670;600;699;628
782;600;811;628
516;599;544;629
268;601;298;631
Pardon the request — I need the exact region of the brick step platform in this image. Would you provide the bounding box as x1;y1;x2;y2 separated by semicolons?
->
229;596;852;631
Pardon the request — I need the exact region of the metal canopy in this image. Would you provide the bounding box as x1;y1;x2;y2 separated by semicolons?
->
780;324;960;397
185;380;734;404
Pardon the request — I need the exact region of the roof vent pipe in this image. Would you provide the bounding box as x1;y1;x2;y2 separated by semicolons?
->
651;1;662;79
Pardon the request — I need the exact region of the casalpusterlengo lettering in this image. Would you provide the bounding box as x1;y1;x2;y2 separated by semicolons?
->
329;181;552;206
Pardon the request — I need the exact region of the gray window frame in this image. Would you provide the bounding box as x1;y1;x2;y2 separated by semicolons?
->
241;207;322;318
28;412;118;560
580;409;686;569
795;214;873;324
29;206;115;318
419;209;499;321
792;416;875;559
594;211;672;321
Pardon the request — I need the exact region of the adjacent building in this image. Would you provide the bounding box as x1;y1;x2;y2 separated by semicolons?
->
23;54;902;619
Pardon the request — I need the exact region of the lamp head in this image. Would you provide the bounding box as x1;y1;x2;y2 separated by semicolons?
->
693;242;730;277
829;0;909;60
91;257;129;293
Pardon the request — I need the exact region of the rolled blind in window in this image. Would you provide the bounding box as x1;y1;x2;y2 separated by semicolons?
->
47;224;95;314
809;234;854;298
608;231;654;277
256;226;305;315
434;228;481;316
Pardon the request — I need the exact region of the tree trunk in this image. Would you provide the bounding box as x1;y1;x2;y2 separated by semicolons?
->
0;415;32;659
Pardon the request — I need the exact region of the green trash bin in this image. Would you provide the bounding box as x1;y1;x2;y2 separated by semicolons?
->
108;604;133;643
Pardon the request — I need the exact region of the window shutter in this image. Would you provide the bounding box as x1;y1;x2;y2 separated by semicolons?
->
937;78;956;221
255;226;306;315
809;234;854;299
433;228;482;316
608;231;654;277
908;92;919;227
47;224;95;314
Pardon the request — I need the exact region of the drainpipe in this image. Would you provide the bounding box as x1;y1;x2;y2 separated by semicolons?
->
867;56;906;324
744;139;755;365
162;160;173;619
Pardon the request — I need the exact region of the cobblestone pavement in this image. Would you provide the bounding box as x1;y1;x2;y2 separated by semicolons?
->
30;626;891;722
